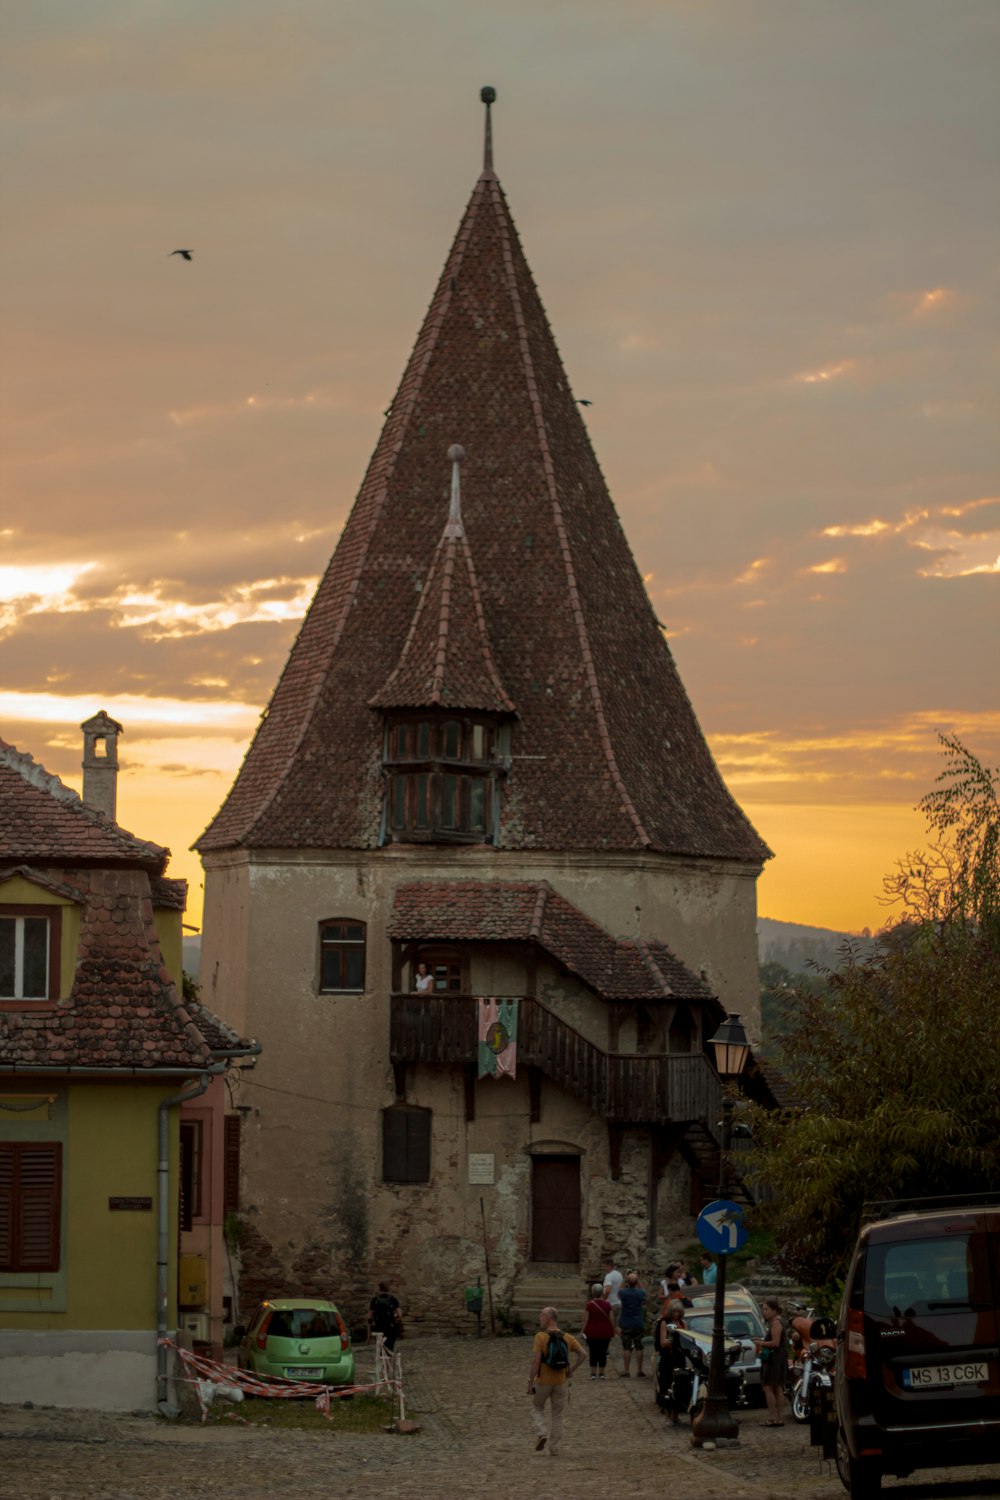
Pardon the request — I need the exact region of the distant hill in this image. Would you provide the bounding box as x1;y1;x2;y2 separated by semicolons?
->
757;917;874;976
182;935;201;979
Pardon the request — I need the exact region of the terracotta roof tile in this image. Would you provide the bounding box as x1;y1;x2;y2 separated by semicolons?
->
184;995;254;1055
0;864;84;902
389;879;716;1004
371;519;515;712
150;875;188;911
199;157;769;867
0;741;255;1072
1;869;206;1069
1;739;166;870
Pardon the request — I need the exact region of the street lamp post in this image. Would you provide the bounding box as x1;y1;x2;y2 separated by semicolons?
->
690;1012;750;1448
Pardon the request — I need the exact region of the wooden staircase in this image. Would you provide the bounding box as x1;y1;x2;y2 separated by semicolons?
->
680;1118;755;1210
390;992;724;1129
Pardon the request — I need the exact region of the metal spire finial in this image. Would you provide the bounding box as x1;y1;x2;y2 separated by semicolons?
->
480;86;496;175
446;444;466;537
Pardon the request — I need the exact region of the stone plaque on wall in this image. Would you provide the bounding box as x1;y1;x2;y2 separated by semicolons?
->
468;1153;495;1185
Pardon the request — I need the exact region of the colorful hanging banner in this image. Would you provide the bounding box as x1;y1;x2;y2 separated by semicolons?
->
477;997;519;1080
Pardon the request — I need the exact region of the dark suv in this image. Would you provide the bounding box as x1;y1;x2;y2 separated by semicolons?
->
835;1193;1000;1498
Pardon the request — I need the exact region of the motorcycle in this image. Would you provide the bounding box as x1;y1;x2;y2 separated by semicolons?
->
788;1306;837;1423
665;1324;745;1422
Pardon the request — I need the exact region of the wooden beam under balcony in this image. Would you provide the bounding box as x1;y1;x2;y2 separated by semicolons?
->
387;992;723;1129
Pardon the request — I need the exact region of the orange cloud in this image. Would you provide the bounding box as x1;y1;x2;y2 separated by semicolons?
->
795;359;855;385
912;286;954;317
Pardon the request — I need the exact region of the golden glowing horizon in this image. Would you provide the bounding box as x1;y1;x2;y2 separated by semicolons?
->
2;3;997;944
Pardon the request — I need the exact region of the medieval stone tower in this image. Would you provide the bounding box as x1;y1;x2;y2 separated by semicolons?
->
197;92;771;1328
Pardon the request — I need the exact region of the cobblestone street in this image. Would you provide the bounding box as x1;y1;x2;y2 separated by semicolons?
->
2;1335;997;1500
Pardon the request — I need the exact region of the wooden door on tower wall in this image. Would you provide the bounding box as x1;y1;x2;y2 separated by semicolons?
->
531;1156;581;1262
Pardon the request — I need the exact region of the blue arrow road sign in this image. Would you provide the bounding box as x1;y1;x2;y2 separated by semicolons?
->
697;1198;749;1256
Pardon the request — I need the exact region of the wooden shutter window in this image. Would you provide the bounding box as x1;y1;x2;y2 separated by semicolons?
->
0;1142;62;1272
382;1106;431;1184
223;1114;241;1215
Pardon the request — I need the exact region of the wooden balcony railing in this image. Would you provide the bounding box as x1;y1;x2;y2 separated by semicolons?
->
389;992;722;1127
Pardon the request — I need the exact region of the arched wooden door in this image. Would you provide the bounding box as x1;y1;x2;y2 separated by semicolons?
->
531;1155;581;1263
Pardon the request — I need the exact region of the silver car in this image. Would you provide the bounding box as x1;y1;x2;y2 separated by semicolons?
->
682;1300;767;1399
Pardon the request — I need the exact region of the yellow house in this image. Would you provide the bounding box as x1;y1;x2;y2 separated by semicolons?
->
0;715;258;1411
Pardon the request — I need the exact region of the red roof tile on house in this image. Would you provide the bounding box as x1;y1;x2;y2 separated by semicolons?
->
198;131;769;866
0;741;253;1073
389;879;716;1004
1;739;166;870
150;875;188;911
1;869;206;1069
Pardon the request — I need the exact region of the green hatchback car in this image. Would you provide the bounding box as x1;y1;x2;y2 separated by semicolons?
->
237;1298;356;1386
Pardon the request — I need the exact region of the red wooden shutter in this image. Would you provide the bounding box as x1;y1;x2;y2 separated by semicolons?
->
0;1145;13;1268
223;1114;241;1215
0;1143;61;1272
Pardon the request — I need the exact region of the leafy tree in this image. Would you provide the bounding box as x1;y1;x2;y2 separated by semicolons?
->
759;959;833;1051
882;731;999;935
748;736;1000;1287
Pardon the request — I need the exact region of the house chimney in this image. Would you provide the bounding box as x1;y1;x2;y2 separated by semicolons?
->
81;710;123;821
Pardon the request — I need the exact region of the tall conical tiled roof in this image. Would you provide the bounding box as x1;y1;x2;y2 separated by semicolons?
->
199;104;769;865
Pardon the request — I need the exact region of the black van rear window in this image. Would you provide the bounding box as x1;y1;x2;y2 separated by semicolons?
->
864;1233;990;1315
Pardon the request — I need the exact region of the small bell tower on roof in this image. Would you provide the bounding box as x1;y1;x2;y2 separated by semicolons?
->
81;710;123;821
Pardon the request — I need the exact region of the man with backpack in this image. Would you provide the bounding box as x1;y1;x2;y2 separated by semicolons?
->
526;1305;586;1456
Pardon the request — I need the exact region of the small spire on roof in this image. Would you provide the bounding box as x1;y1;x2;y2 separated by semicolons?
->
480;85;496;175
445;444;466;538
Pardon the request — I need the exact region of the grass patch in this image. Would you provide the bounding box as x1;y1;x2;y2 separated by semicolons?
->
200;1393;394;1433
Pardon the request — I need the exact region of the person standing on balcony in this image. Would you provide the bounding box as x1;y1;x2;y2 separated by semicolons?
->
413;962;434;992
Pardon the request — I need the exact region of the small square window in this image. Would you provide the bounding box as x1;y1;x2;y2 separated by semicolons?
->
319;920;366;993
440;774;458;828
443;721;461;759
469;779;486;832
414;773;430;827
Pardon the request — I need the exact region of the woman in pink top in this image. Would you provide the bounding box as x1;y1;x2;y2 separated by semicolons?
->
582;1282;615;1381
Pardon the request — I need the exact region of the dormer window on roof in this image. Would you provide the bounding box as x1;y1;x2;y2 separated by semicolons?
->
383;712;507;844
0;913;52;1000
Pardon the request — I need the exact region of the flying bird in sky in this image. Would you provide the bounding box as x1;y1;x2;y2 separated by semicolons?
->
170;249;193;261
576;398;592;406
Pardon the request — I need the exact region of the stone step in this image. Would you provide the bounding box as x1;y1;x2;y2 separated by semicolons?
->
511;1272;589;1329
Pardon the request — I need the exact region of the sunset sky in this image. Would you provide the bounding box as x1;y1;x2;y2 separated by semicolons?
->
2;1;997;936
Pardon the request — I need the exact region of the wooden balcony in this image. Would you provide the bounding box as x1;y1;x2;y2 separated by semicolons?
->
389;992;721;1127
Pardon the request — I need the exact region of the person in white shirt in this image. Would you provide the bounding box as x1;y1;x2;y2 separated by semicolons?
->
602;1257;624;1326
413;962;434;992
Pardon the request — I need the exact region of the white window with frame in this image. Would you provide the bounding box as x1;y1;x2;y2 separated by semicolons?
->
0;914;51;1000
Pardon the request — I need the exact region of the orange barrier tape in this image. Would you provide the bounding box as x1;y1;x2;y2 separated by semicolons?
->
158;1337;401;1421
